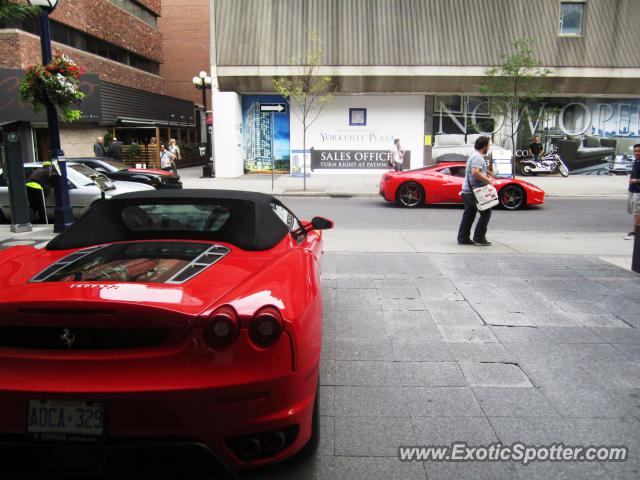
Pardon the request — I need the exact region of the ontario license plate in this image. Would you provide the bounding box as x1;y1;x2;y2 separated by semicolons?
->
26;400;104;442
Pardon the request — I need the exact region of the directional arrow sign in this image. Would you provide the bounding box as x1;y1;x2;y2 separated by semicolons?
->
260;103;287;113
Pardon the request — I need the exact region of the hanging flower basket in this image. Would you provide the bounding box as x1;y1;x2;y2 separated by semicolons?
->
19;51;86;122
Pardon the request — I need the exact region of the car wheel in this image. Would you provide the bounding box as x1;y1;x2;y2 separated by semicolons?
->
499;185;526;210
396;182;424;208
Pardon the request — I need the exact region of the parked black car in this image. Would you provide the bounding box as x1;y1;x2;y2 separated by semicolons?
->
69;157;183;189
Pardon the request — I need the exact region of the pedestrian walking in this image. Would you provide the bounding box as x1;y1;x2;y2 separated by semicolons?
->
389;138;404;171
457;136;496;246
159;144;175;172
624;143;640;240
168;138;181;175
25;162;53;224
93;136;107;157
109;137;122;161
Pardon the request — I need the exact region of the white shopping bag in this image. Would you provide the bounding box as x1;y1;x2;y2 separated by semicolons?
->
473;184;499;211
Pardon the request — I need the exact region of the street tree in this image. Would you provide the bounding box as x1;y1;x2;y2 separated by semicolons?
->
479;37;552;177
0;0;39;22
274;31;334;190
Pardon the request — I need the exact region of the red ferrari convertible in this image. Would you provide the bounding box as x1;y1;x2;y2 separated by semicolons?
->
0;190;332;474
380;162;545;210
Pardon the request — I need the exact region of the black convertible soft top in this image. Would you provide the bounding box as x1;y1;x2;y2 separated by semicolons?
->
46;190;292;251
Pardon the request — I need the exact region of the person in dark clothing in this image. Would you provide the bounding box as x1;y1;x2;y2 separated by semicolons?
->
624;143;640;240
25;163;53;224
109;137;123;161
93;136;107;157
529;135;544;162
457;136;496;246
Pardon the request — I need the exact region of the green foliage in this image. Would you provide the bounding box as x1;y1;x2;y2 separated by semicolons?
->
0;1;40;22
273;31;334;187
127;143;141;161
478;37;552;176
19;51;86;122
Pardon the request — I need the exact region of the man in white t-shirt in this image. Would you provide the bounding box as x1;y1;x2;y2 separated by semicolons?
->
390;138;404;171
457;136;495;246
159;144;175;172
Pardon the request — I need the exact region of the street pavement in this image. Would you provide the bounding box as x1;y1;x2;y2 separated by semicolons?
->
177;166;630;198
0;195;639;479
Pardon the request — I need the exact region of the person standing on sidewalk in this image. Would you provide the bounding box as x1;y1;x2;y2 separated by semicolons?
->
390;138;404;171
25;162;53;224
159;144;175;172
109;137;122;161
457;136;496;246
625;143;640;240
93;136;106;157
529;135;544;162
168;138;181;175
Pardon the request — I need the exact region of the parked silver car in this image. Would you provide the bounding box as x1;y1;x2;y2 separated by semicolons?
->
0;162;154;222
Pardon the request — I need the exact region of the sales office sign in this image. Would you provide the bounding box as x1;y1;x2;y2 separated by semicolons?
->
311;149;411;170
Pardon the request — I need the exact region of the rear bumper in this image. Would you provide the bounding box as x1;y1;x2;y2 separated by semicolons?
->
0;356;319;472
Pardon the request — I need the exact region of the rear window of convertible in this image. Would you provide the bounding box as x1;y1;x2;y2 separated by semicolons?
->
121;204;231;232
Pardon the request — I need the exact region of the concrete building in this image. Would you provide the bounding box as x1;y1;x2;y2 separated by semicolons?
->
207;0;640;177
0;0;196;164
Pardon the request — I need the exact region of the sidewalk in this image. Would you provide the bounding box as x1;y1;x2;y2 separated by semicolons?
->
178;167;630;198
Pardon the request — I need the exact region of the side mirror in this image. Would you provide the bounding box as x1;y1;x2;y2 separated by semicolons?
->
311;216;333;230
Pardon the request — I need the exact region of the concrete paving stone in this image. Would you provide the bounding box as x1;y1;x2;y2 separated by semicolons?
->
335;338;393;361
322;297;336;314
427;300;485;326
613;344;640;362
334;416;416;456
501;341;564;361
488;417;587;445
318;386;335;417
479;311;536;327
526;309;584;328
540;385;634;419
318;416;335;456
489;326;551;343
512;462;610;480
336;277;377;289
560;343;629;364
334;456;427;480
385;323;443;343
473;387;560;417
439;326;499;344
394;362;467;387
424;460;518;480
540;327;606;344
602;455;640;479
517;360;596;390
335;289;381;311
574;314;632;328
403;387;484;417
374;279;421;299
448;343;516;363
459;362;534;388
591;327;640;345
367;255;412;275
320;360;336;386
242;453;335;480
573;418;640;454
334;257;373;275
587;362;640;390
334;361;401;386
411;415;499;445
380;297;428;311
336;320;387;341
391;340;454;362
334;386;408;417
322;335;336;360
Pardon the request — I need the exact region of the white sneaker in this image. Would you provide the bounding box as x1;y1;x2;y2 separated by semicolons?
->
624;232;635;240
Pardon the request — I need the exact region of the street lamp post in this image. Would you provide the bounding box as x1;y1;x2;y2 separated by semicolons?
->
28;0;73;233
193;71;213;178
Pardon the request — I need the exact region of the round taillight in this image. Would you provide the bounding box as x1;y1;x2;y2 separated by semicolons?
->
249;307;283;348
204;306;239;348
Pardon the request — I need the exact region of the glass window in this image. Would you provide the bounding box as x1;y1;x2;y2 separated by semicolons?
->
560;2;585;36
122;204;232;232
270;203;299;232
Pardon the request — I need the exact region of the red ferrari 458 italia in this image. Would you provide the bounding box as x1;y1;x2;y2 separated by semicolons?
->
0;190;332;475
380;162;545;210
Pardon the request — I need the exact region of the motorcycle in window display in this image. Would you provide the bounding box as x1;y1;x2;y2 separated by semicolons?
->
518;145;570;177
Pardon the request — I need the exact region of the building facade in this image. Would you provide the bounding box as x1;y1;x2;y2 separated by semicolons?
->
208;0;640;176
0;0;196;164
